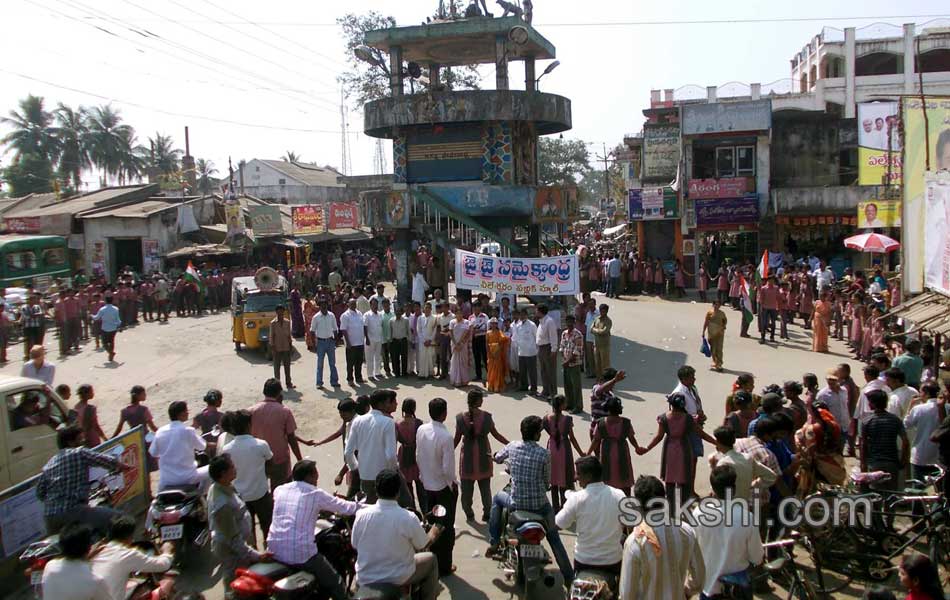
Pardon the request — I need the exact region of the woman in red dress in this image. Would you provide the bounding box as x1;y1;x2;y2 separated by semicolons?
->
588;396;642;495
543;395;585;510
641;393;715;504
454;389;509;521
396;398;426;512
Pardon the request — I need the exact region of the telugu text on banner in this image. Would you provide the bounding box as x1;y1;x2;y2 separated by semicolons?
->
454;250;579;296
291;205;326;235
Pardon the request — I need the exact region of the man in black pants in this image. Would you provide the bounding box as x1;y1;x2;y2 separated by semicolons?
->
469;303;488;381
389;305;409;377
339;299;365;384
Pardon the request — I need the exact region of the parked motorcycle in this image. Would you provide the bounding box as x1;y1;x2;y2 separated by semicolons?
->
145;484;209;565
488;497;559;599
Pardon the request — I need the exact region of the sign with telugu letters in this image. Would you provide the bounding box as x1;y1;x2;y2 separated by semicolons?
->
454;250;579;296
291;205;325;235
249;205;284;237
328;202;360;230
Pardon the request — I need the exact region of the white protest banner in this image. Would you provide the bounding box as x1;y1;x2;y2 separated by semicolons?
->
454;250;579;295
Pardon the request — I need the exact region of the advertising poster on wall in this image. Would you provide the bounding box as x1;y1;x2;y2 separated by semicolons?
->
455;249;579;295
642;125;680;179
384;192;409;228
857;102;901;185
924;175;950;296
328;202;360;230
248;205;284;237
856;200;901;229
534;187;565;223
291;205;326;235
225;203;244;239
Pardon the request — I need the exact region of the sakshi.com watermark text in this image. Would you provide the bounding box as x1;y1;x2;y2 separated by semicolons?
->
617;491;875;529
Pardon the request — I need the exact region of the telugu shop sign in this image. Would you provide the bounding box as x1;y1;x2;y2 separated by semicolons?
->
687;178;752;200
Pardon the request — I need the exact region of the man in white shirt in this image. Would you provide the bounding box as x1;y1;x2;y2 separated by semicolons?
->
339;299;365;384
42;523;111;600
815;370;850;448
904;381;946;481
434;302;453;379
583;298;597;378
149;400;209;492
671;365;707;462
222;409;274;538
514;309;539;396
852;365;891;437
708;426;777;501
536;304;559;399
692;465;764;598
469;303;489;382
267;460;362;600
351;469;443;600
344;389;402;504
885;367;918;419
92;516;173;600
415;398;457;576
363;299;384;379
21;345;55;386
555;456;626;577
412;269;429;305
310;300;340;388
416;303;436;378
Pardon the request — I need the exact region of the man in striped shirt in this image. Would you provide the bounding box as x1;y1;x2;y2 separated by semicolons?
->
619;476;705;600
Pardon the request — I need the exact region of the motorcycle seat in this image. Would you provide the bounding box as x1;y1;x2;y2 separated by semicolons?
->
155;484;201;505
246;561;295;581
508;510;546;529
353;582;406;600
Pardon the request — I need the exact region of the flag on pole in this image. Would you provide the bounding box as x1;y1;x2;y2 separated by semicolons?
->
185;261;205;293
756;249;769;282
739;273;754;328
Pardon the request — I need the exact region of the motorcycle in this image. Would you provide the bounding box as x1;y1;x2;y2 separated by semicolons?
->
487;487;558;599
569;567;617;600
145;483;209;565
230;509;361;600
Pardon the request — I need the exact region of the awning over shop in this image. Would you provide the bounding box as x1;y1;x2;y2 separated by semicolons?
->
295;228;373;244
603;224;627;237
272;237;309;248
165;243;237;259
889;292;950;336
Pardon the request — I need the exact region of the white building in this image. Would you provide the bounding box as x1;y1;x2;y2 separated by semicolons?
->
240;159;348;204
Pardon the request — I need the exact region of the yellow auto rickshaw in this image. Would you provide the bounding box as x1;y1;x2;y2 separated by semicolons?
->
232;267;287;356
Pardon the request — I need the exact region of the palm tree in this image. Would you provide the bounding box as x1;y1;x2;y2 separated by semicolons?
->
282;151;301;163
1;95;58;161
196;158;217;194
146;133;182;175
53;103;89;192
84;104;134;186
117;129;144;185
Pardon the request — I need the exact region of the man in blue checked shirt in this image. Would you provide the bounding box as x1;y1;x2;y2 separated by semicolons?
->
486;415;573;584
93;296;122;362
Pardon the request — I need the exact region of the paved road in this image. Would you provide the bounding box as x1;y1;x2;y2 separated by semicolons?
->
2;290;869;599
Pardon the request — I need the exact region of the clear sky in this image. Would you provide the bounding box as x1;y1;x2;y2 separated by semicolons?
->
1;0;948;190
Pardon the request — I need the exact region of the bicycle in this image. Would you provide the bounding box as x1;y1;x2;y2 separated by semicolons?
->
716;536;817;600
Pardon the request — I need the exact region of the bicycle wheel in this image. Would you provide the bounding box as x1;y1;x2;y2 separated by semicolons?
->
928;527;949;568
787;576;818;600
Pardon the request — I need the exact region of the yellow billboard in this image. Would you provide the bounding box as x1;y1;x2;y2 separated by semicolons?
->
858;102;902;185
857;201;901;228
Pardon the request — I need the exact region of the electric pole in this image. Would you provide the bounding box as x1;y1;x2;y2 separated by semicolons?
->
595;142;612;211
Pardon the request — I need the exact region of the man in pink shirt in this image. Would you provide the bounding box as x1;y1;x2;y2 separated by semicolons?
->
757;276;779;344
249;378;307;490
63;289;81;353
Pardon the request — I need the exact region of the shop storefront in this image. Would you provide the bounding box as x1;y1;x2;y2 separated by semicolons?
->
629;187;680;261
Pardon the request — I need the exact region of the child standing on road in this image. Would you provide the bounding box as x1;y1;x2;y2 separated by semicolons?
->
396;398;425;512
193;389;223;434
544;394;584;510
314;397;361;499
72;384;106;448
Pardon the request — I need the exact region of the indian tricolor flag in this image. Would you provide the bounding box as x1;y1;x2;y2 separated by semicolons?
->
756;249;769;282
739;273;754;327
185;261;205;293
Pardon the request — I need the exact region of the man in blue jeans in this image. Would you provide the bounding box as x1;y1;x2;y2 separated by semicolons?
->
606;254;621;298
310;301;341;388
485;416;573;585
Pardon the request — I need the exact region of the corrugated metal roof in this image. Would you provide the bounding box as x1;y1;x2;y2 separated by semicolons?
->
257;160;344;188
3;185;158;218
890;292;950;335
80;198;201;219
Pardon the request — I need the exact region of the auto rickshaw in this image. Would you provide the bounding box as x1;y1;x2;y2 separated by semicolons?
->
232;267;287;357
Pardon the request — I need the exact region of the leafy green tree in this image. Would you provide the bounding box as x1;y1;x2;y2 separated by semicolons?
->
84;104;135;186
54;103;89;192
2;152;53;196
196;158;217;194
282;151;301;163
1;95;58;161
538;137;591;185
144;133;181;175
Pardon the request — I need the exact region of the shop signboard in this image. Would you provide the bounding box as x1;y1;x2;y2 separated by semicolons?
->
3;217;40;234
857;200;901;229
248;205;284;237
406;124;483;183
857;102;901;185
642;124;680;179
454;249;579;295
694;194;759;230
687;177;752;200
628;188;678;220
901;96;950;294
682;99;771;135
328;202;360;230
422;185;533;217
291;205;326;236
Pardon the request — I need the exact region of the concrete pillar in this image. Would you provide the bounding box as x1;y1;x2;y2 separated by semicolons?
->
756;135;770;214
389;46;404;97
844;27;856;118
428;63;441;88
524;57;536;91
495;35;509;90
751;83;761;100
706;86;717;102
650;89;661;105
663;88;674;103
903;23;916;94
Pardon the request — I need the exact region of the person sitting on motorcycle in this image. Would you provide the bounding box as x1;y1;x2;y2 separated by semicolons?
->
91;515;175;600
351;469;443;600
266;460;363;600
41;523;110;600
36;425;130;535
486;415;574;585
208;454;271;591
150;400;209;492
555;455;626;583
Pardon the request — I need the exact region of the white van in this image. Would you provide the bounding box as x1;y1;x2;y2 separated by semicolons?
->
0;376;70;490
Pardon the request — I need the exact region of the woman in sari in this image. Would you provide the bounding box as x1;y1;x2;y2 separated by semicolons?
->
289;287;305;338
794;399;846;497
303;296;318;351
449;310;473;386
485;318;509;392
811;290;832;353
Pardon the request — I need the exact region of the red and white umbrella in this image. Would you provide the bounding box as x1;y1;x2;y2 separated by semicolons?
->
844;233;900;253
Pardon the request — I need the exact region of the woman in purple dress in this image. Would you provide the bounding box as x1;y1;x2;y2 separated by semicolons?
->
289;287;305;338
588;396;641;495
396;398;426;512
543;395;585;510
454;389;509;521
641;393;715;504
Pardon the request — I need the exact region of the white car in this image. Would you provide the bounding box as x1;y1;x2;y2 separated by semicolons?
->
0;376;71;489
